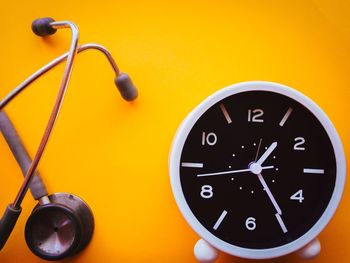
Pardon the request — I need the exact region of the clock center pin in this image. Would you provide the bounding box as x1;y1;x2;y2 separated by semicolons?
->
249;162;262;175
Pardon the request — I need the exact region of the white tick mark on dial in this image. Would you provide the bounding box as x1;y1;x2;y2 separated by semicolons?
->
273;156;276;159
276;168;279;171
239;186;242;190
229;165;232;168
253;143;256;146
232;154;235;157
251;190;254;194
265;146;268;150
241;145;245;149
272;179;275;183
231;177;234;181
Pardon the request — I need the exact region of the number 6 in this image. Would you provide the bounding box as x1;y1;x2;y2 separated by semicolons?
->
245;217;256;230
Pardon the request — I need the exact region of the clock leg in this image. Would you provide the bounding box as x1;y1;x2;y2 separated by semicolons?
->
296;238;321;259
194;239;219;263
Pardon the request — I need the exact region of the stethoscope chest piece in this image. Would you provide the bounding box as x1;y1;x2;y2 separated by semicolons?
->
25;193;94;261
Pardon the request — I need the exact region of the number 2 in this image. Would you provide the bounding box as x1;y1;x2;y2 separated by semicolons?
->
294;137;305;150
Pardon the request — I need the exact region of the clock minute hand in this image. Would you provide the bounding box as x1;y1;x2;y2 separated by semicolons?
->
256;173;282;215
197;165;274;177
256;142;277;166
256;172;288;232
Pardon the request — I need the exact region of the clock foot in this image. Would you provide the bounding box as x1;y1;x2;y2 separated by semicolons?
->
194;239;219;263
296;238;321;259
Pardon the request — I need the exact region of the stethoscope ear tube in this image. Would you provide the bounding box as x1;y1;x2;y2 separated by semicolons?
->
0;205;22;250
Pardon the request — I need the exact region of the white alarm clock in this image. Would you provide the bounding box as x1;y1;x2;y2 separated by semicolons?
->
169;81;346;262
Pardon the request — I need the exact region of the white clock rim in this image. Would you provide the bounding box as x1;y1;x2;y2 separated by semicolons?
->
169;81;346;259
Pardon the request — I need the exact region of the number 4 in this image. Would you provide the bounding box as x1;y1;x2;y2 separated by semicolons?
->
290;190;304;203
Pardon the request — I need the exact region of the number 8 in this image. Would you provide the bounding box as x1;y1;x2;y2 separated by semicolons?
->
200;185;213;199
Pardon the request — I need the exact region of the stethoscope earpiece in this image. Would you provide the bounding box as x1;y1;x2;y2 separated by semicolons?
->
31;17;57;37
25;193;94;261
115;73;138;101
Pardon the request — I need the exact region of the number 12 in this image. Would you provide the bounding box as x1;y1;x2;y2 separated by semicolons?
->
248;109;264;123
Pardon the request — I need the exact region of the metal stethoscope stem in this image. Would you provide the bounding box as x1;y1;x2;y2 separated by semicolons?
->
0;43;123;207
0;21;135;210
11;21;79;209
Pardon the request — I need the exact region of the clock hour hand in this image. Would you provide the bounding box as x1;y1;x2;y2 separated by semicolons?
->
251;141;279;213
256;142;277;166
197;165;274;177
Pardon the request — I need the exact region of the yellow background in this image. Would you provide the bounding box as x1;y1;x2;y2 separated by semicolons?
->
0;0;349;262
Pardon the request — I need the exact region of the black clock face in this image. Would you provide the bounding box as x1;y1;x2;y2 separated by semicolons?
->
179;90;336;249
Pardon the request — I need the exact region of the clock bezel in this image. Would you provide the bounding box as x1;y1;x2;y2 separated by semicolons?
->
169;81;346;259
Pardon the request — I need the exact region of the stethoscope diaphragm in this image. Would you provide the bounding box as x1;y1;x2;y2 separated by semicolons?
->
25;193;94;260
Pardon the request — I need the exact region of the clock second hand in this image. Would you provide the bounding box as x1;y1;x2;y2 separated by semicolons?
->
197;165;274;177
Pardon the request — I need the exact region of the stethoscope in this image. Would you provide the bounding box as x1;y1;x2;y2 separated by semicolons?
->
0;17;138;260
